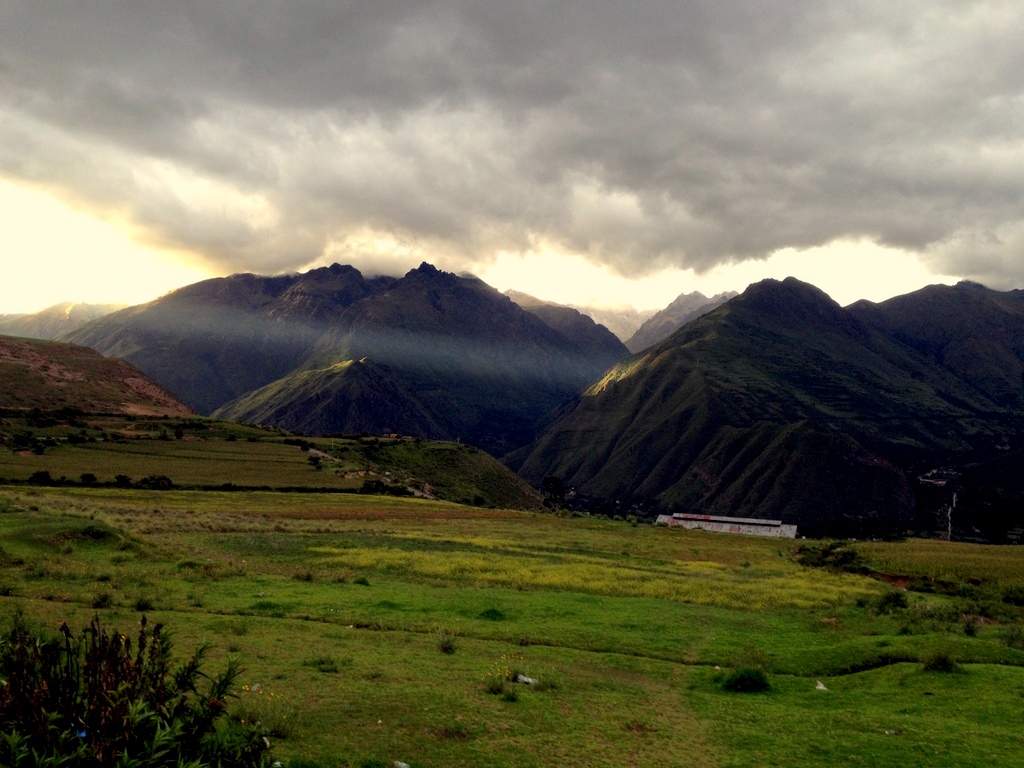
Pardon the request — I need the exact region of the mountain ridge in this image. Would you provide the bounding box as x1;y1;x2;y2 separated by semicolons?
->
624;289;737;352
512;278;1024;537
0;302;126;340
67;263;629;455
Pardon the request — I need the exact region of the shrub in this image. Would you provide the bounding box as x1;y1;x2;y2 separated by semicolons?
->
0;614;272;767
1002;585;1024;607
91;592;113;609
1005;621;1024;651
922;650;961;673
133;595;155;612
722;668;771;693
303;656;340;674
875;589;909;615
435;627;458;655
794;541;867;573
137;475;173;490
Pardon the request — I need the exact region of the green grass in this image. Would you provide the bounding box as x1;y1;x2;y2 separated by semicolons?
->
0;437;357;488
0;414;541;508
3;486;1024;766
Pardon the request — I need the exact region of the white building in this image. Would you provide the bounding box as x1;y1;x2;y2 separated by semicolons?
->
655;513;797;538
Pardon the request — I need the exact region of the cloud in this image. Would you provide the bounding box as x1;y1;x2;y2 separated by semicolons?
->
1;1;1023;285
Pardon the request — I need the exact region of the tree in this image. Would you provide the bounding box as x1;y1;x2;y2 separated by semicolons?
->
137;475;173;490
27;470;53;486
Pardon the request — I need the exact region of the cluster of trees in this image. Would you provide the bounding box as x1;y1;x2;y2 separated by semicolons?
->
23;471;174;490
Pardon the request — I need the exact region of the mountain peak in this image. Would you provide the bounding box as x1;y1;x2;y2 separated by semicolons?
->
734;277;847;324
409;262;442;278
955;279;990;292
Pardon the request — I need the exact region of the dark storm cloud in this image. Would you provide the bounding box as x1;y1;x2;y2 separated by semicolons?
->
1;1;1022;284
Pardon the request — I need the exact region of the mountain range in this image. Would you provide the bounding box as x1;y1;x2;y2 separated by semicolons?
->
624;290;737;353
564;304;656;342
0;302;125;340
10;263;1020;539
510;278;1024;538
65;263;627;456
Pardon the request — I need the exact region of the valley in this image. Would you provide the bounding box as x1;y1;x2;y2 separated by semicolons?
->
4;266;1024;766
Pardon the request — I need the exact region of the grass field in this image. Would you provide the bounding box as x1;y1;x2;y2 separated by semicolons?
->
0;413;542;508
3;486;1024;767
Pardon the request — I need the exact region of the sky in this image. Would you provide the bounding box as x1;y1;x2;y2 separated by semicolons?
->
3;2;1021;316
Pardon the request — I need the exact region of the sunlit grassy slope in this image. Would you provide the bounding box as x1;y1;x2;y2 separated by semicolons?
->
0;414;542;509
3;487;1024;767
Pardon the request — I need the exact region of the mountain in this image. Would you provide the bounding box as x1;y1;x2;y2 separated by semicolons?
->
848;281;1024;412
505;291;630;356
67;263;628;456
511;278;1024;538
624;290;736;353
504;293;657;342
65;264;394;414
565;305;657;342
0;302;125;340
0;336;193;416
213;358;446;438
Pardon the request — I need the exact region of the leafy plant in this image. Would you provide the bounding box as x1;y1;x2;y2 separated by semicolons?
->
435;627;458;655
0;613;272;767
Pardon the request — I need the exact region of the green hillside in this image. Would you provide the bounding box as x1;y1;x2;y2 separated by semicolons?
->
0;412;542;510
213;359;446;438
513;279;1024;538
